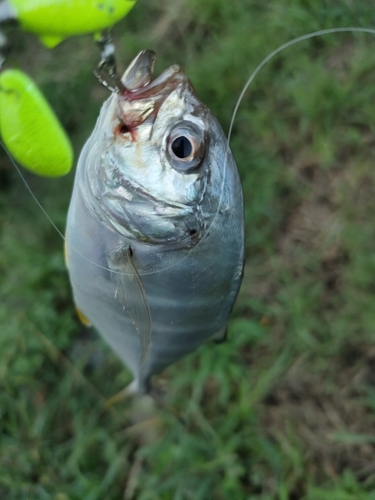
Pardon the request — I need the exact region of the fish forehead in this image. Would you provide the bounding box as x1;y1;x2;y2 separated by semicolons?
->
150;80;208;145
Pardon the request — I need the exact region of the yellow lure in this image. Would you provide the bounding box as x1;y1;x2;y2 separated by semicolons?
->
0;69;73;177
8;0;137;47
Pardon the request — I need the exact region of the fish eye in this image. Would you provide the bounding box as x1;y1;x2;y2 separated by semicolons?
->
167;122;206;172
171;136;193;159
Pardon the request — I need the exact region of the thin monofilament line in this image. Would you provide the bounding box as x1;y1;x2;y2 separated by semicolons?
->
213;28;375;249
1;140;67;240
0;141;127;276
227;27;375;143
210;27;375;252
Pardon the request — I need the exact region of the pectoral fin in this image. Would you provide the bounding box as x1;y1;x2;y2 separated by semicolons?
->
108;246;152;365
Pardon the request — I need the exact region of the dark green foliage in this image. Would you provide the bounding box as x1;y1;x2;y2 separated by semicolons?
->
1;0;375;498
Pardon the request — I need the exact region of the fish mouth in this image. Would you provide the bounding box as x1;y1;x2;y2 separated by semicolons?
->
115;50;192;131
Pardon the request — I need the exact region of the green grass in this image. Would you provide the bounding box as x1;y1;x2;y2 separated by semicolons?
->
2;0;375;498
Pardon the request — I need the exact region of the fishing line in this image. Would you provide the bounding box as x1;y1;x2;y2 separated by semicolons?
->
1;139;67;240
215;27;375;227
191;27;375;275
0;141;127;276
3;27;375;278
227;27;375;143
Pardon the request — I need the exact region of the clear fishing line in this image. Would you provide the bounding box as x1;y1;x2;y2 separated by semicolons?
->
0;142;126;276
227;27;375;143
4;27;375;277
186;27;375;276
217;27;375;232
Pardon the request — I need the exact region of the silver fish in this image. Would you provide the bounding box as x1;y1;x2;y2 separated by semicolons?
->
66;50;244;393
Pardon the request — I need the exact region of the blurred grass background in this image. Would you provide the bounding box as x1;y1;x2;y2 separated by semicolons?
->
1;0;375;498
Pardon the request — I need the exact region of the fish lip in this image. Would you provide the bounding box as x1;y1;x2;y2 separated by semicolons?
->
122;64;185;100
121;49;156;91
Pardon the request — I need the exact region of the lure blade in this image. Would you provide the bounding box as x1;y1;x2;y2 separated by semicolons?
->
8;0;137;47
0;69;73;177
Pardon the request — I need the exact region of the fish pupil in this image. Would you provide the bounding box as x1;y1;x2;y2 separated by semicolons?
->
171;136;192;159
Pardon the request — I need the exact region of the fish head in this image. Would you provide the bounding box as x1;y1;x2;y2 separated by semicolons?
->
85;50;226;247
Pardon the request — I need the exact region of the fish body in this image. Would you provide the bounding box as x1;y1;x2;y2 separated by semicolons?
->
66;52;244;393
